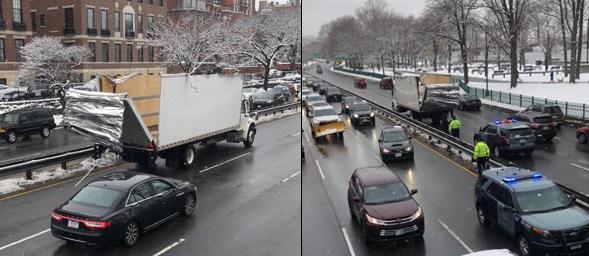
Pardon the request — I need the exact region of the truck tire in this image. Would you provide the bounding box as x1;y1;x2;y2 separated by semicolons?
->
244;125;256;147
180;145;197;169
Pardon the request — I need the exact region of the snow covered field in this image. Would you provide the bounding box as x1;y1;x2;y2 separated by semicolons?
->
468;81;589;105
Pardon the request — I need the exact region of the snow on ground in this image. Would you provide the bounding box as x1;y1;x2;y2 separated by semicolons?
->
469;82;589;105
479;99;525;112
0;152;120;195
256;107;300;123
331;67;382;82
463;249;517;256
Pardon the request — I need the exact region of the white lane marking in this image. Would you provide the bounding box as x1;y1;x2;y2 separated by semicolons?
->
571;163;589;172
282;171;301;183
341;228;356;256
438;219;473;253
0;229;50;252
152;238;186;256
315;160;326;180
200;152;251;173
304;132;310;143
553;136;561;140
291;132;301;137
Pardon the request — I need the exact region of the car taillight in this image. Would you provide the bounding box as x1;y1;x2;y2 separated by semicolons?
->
530;123;540;129
51;211;64;221
83;220;112;229
148;141;156;150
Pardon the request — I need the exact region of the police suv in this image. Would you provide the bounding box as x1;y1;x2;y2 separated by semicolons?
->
475;167;589;256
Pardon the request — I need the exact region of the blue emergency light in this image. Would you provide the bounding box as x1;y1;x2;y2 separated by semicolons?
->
494;120;501;124
502;176;517;182
502;171;543;183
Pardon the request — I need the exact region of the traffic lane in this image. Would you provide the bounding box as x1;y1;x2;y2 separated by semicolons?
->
0;128;90;165
312;65;589;194
303;106;518;255
302;133;355;256
0;115;300;256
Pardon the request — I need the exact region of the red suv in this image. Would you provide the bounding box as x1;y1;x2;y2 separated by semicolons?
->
347;166;424;245
379;77;394;89
354;78;367;89
577;126;588;144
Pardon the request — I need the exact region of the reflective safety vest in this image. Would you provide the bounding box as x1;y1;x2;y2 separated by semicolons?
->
473;141;490;160
448;119;461;132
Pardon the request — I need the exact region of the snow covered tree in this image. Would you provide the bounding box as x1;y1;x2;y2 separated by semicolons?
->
150;13;226;75
226;11;301;89
18;37;91;93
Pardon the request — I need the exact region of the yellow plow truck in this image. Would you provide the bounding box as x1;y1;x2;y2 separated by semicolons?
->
309;105;345;139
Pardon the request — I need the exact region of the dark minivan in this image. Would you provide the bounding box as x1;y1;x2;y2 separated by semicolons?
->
348;166;424;245
0;108;56;144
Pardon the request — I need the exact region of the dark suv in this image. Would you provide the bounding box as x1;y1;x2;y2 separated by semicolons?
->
523;103;564;129
325;87;343;102
349;102;375;126
474;121;536;157
510;112;557;141
0;108;56;144
348;166;424;245
475;167;589;256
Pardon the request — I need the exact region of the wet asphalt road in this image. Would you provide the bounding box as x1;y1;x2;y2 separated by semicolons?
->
0;114;301;256
311;63;589;195
302;101;520;256
0;128;91;167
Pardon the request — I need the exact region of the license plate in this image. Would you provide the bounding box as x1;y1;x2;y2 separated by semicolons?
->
394;229;405;236
395;153;402;157
542;126;549;130
571;244;582;250
520;139;526;143
67;220;79;229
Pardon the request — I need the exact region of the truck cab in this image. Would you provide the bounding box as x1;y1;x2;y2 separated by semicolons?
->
309;105;345;139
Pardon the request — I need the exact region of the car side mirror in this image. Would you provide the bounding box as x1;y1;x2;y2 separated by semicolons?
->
410;189;418;195
570;194;577;202
408;136;413;140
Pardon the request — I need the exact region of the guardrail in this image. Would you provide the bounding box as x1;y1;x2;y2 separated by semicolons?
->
0;146;94;179
306;71;589;209
0;98;62;115
253;101;300;120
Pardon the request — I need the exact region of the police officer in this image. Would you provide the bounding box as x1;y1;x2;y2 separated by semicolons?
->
473;136;490;174
448;116;461;139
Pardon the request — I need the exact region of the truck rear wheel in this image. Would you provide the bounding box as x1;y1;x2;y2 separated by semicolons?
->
244;126;256;147
180;145;197;169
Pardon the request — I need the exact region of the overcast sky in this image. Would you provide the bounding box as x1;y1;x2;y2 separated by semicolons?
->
303;0;426;37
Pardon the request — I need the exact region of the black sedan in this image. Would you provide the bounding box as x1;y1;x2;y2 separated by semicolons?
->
252;91;284;109
51;172;197;247
458;94;481;110
318;84;331;95
325;87;343;102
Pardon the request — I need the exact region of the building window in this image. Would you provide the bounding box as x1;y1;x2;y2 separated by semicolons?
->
0;2;4;22
0;79;6;85
147;16;154;38
31;12;36;31
157;47;163;62
87;8;95;29
64;8;73;28
148;45;154;62
15;39;24;62
139;0;143;3
101;10;108;30
114;11;120;32
159;0;164;6
126;44;133;62
125;13;133;33
149;0;154;5
88;42;96;62
13;0;22;23
114;44;121;62
0;39;5;62
40;15;46;26
102;43;109;62
137;46;143;62
137;15;143;34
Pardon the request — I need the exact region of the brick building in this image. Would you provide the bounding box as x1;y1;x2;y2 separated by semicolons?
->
0;0;34;85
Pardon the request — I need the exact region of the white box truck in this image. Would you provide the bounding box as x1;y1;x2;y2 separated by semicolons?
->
64;73;257;169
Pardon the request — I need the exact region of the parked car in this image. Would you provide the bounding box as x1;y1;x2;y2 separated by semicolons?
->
242;87;263;100
577;126;588;144
51;172;197;247
269;85;291;101
475;168;589;256
252;91;283;110
1;91;29;102
316;65;323;74
341;96;361;114
348;166;423;245
379;77;394;89
474;120;536;157
354;78;367;89
0;108;56;144
458;94;482;110
378;126;414;160
304;94;326;112
318;84;331;95
510;112;558;141
523;103;564;129
325;87;343;102
349;102;375;126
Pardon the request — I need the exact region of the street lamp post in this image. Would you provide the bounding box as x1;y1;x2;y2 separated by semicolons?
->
485;30;489;96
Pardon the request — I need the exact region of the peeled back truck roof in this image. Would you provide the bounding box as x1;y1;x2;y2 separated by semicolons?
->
64;73;243;151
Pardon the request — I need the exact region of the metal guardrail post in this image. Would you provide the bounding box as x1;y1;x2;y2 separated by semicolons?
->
509;93;511;104
583;104;586;120
532;96;534;105
61;162;67;170
26;170;32;180
499;91;502;102
520;95;523;107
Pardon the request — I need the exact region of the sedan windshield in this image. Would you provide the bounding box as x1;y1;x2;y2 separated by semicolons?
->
327;88;340;93
307;95;323;101
516;186;571;213
343;97;358;104
71;186;123;209
382;131;408;142
352;103;371;111
314;108;337;117
364;182;411;204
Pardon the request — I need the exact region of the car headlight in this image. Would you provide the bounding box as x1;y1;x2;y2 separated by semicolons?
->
409;207;423;221
366;213;386;225
267;100;272;103
524;222;553;239
353;114;359;118
382;148;390;153
370;112;375;117
405;146;413;152
345;105;350;109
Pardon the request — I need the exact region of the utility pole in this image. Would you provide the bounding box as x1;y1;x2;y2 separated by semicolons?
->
485;30;489;96
586;19;589;62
